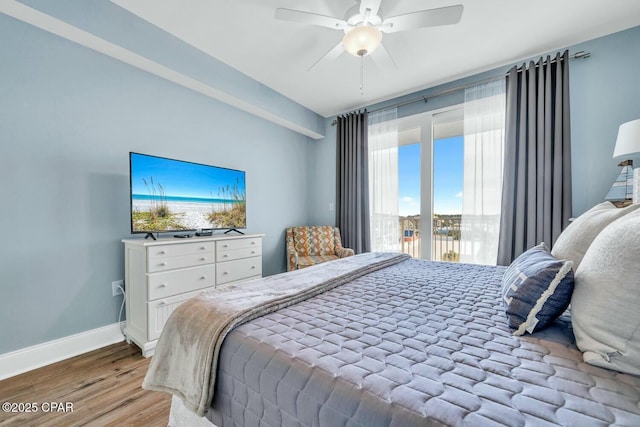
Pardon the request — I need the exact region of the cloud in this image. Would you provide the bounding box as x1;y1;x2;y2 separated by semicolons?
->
455;192;463;198
401;196;415;203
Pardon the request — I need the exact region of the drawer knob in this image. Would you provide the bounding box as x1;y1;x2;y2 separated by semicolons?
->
223;254;228;258
223;271;229;275
200;246;206;250
160;262;167;266
160;250;167;254
251;241;256;245
251;250;256;254
251;266;256;269
160;283;168;288
159;300;167;306
223;244;228;248
200;257;207;261
200;276;207;280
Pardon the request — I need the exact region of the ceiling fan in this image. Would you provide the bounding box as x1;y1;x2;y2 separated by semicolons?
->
275;0;464;71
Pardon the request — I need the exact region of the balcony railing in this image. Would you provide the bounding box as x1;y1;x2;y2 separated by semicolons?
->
400;215;461;262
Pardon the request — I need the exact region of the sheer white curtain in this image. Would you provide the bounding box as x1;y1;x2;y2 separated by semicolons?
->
460;80;506;264
368;107;400;252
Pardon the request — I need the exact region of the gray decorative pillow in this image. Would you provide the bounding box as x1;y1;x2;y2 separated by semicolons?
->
551;201;640;271
571;209;640;375
501;243;574;336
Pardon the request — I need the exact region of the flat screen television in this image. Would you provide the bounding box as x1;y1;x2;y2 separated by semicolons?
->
129;152;246;236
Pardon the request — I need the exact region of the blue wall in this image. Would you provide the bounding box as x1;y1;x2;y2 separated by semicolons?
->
310;25;640;226
569;26;640;214
0;10;317;354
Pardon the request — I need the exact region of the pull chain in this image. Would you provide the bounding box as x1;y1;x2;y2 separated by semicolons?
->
360;54;365;95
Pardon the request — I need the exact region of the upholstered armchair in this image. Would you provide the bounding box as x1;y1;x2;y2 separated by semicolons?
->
286;226;355;271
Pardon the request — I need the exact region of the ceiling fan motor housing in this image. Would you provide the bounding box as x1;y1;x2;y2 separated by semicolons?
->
345;4;384;26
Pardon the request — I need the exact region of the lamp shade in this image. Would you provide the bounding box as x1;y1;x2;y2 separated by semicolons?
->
342;25;382;57
613;118;640;159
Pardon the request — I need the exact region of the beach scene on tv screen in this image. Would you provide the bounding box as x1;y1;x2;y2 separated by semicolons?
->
130;154;246;232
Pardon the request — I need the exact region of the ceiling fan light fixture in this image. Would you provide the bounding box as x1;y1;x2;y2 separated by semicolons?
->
342;25;382;57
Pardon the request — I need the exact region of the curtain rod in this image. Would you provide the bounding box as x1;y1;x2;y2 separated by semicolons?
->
513;50;590;72
332;50;590;125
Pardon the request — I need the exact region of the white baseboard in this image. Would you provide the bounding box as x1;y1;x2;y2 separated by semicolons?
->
0;322;125;381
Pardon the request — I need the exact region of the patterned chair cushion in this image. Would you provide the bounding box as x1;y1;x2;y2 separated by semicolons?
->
286;226;353;271
292;226;336;256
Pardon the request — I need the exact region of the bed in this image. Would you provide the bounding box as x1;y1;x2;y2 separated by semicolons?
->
144;247;640;427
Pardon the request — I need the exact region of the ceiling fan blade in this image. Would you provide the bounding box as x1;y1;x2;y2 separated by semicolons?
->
308;42;345;72
381;5;463;33
359;0;382;22
275;8;348;30
369;42;397;70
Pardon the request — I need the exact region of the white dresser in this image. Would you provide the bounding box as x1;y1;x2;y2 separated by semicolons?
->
122;234;264;357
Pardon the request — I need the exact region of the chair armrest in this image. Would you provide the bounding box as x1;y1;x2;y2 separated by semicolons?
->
336;247;355;258
286;230;298;271
333;227;354;258
287;251;298;271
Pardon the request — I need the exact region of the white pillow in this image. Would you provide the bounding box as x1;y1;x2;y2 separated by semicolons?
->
551;201;639;270
571;209;640;375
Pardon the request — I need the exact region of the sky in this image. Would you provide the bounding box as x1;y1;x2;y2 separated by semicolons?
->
130;153;246;199
398;136;463;216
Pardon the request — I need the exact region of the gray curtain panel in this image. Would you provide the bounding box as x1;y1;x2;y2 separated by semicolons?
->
336;111;371;254
497;50;572;266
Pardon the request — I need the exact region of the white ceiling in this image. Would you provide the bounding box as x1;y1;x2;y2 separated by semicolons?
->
111;0;640;118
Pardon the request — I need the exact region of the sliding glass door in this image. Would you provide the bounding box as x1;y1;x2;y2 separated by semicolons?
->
397;107;464;262
372;80;505;265
432;133;464;262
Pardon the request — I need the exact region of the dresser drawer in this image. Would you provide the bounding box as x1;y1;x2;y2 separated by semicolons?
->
216;257;262;285
216;246;262;263
148;264;215;300
147;241;214;260
216;237;261;252
147;287;213;341
148;252;214;273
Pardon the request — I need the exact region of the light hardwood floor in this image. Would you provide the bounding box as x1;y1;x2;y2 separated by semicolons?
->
0;342;170;427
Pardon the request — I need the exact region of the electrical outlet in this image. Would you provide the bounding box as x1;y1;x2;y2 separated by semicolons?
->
112;280;124;297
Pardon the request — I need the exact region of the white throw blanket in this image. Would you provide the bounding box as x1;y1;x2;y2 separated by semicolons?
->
143;252;410;416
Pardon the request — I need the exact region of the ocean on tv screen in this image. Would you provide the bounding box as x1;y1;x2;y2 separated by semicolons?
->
129;153;246;233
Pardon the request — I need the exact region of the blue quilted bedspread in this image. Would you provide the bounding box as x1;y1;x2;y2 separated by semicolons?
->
207;258;640;426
